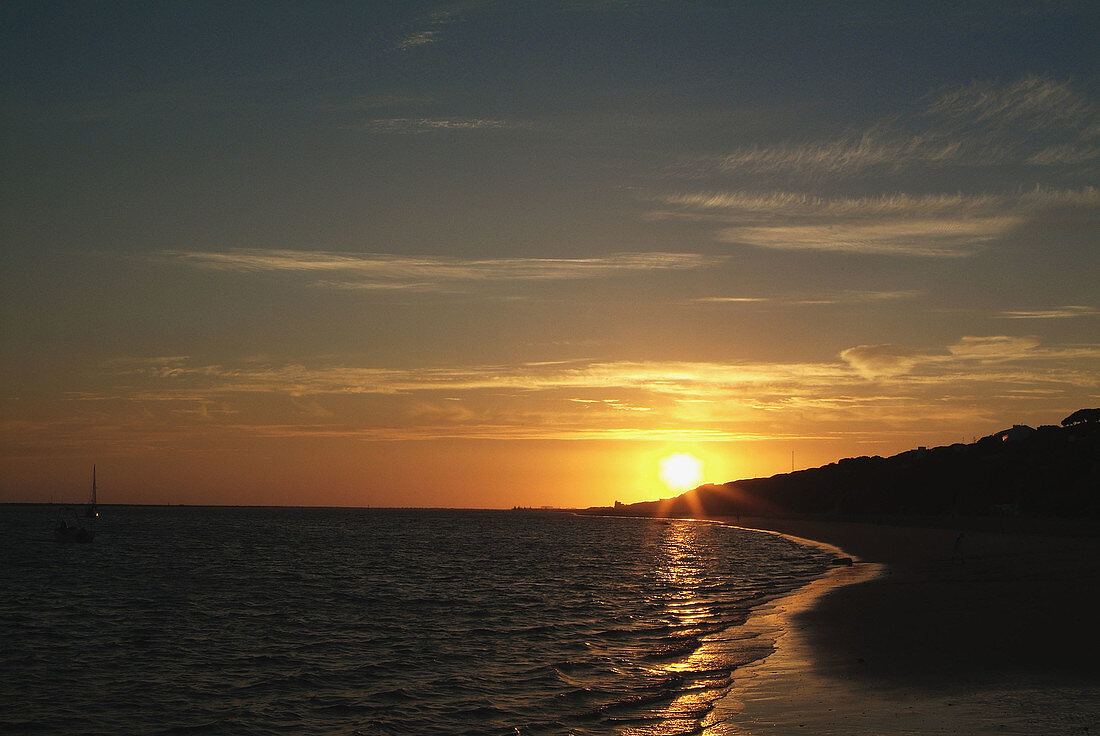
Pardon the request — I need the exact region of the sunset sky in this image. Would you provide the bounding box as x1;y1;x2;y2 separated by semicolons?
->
2;2;1097;508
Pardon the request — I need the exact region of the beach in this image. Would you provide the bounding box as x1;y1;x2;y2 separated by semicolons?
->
712;517;1100;735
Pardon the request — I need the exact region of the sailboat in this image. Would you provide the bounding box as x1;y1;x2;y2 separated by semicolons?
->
85;466;99;518
54;466;97;543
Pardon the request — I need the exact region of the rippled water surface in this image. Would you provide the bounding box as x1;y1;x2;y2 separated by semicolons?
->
0;507;835;735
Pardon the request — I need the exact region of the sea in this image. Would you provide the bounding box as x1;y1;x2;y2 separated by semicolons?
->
0;506;840;735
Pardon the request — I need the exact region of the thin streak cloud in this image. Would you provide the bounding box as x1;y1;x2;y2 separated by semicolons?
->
999;306;1099;320
712;134;962;176
158;250;720;290
349;117;520;134
111;357;859;397
660;189;1096;217
656;187;1098;257
694;290;922;306
724;217;1014;257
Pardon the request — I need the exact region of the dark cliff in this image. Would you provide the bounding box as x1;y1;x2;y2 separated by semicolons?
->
593;413;1100;521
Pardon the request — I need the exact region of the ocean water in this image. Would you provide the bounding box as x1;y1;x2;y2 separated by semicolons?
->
0;506;837;735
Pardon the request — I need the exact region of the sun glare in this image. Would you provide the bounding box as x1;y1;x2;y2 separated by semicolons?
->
659;453;704;492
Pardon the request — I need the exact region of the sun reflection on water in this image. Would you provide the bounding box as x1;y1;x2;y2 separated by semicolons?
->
632;520;772;735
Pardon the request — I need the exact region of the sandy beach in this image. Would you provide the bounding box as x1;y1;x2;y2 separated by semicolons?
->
711;516;1100;735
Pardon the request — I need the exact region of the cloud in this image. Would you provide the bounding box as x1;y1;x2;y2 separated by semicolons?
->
21;335;1099;451
693;296;771;304
946;335;1041;359
568;398;652;412
840;344;923;379
659;189;1086;217
109;357;854;398
158;250;720;290
347;117;522;134
840;335;1100;383
399;31;438;49
724;217;1013;257
696;76;1097;179
63;357;864;443
998;306;1099;320
711;134;962;176
108;337;1100;406
695;290;921;306
656;77;1098;258
655;187;1098;257
924;75;1095;130
397;9;458;51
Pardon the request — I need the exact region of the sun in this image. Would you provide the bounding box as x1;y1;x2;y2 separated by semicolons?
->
659;452;704;492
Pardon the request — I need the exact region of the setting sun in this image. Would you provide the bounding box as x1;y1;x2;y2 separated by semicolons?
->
659;453;705;492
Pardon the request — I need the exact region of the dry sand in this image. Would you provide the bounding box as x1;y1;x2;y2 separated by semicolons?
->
706;517;1100;735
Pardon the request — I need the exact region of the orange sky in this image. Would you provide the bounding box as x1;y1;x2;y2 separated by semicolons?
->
2;4;1098;507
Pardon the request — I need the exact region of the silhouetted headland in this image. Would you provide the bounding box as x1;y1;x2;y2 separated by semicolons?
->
588;409;1100;530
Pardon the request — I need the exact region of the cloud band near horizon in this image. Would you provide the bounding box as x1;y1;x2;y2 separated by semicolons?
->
23;337;1090;444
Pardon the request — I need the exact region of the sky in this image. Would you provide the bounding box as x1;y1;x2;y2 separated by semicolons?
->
2;1;1098;508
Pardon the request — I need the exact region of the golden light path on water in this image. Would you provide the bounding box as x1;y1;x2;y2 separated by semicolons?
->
624;520;808;735
628;521;734;735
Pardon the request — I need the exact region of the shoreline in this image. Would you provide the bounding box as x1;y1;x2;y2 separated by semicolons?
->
706;516;1100;735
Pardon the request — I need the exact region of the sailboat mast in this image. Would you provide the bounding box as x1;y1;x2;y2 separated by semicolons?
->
84;464;99;518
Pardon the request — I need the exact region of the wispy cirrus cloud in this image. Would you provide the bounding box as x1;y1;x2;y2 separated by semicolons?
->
694;290;922;306
702;76;1098;179
658;189;1092;217
653;187;1098;257
397;9;458;51
346;117;524;134
710;134;962;177
156;249;719;291
925;75;1095;131
692;296;770;304
998;306;1099;320
925;76;1100;168
657;77;1099;257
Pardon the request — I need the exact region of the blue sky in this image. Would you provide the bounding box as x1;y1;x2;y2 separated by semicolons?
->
2;2;1097;506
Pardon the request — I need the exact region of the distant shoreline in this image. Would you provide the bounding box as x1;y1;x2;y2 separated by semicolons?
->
0;503;533;510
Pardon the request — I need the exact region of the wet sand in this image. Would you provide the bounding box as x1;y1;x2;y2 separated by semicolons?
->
712;516;1100;735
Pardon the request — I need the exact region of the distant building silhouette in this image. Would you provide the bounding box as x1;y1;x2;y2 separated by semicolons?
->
997;425;1035;443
